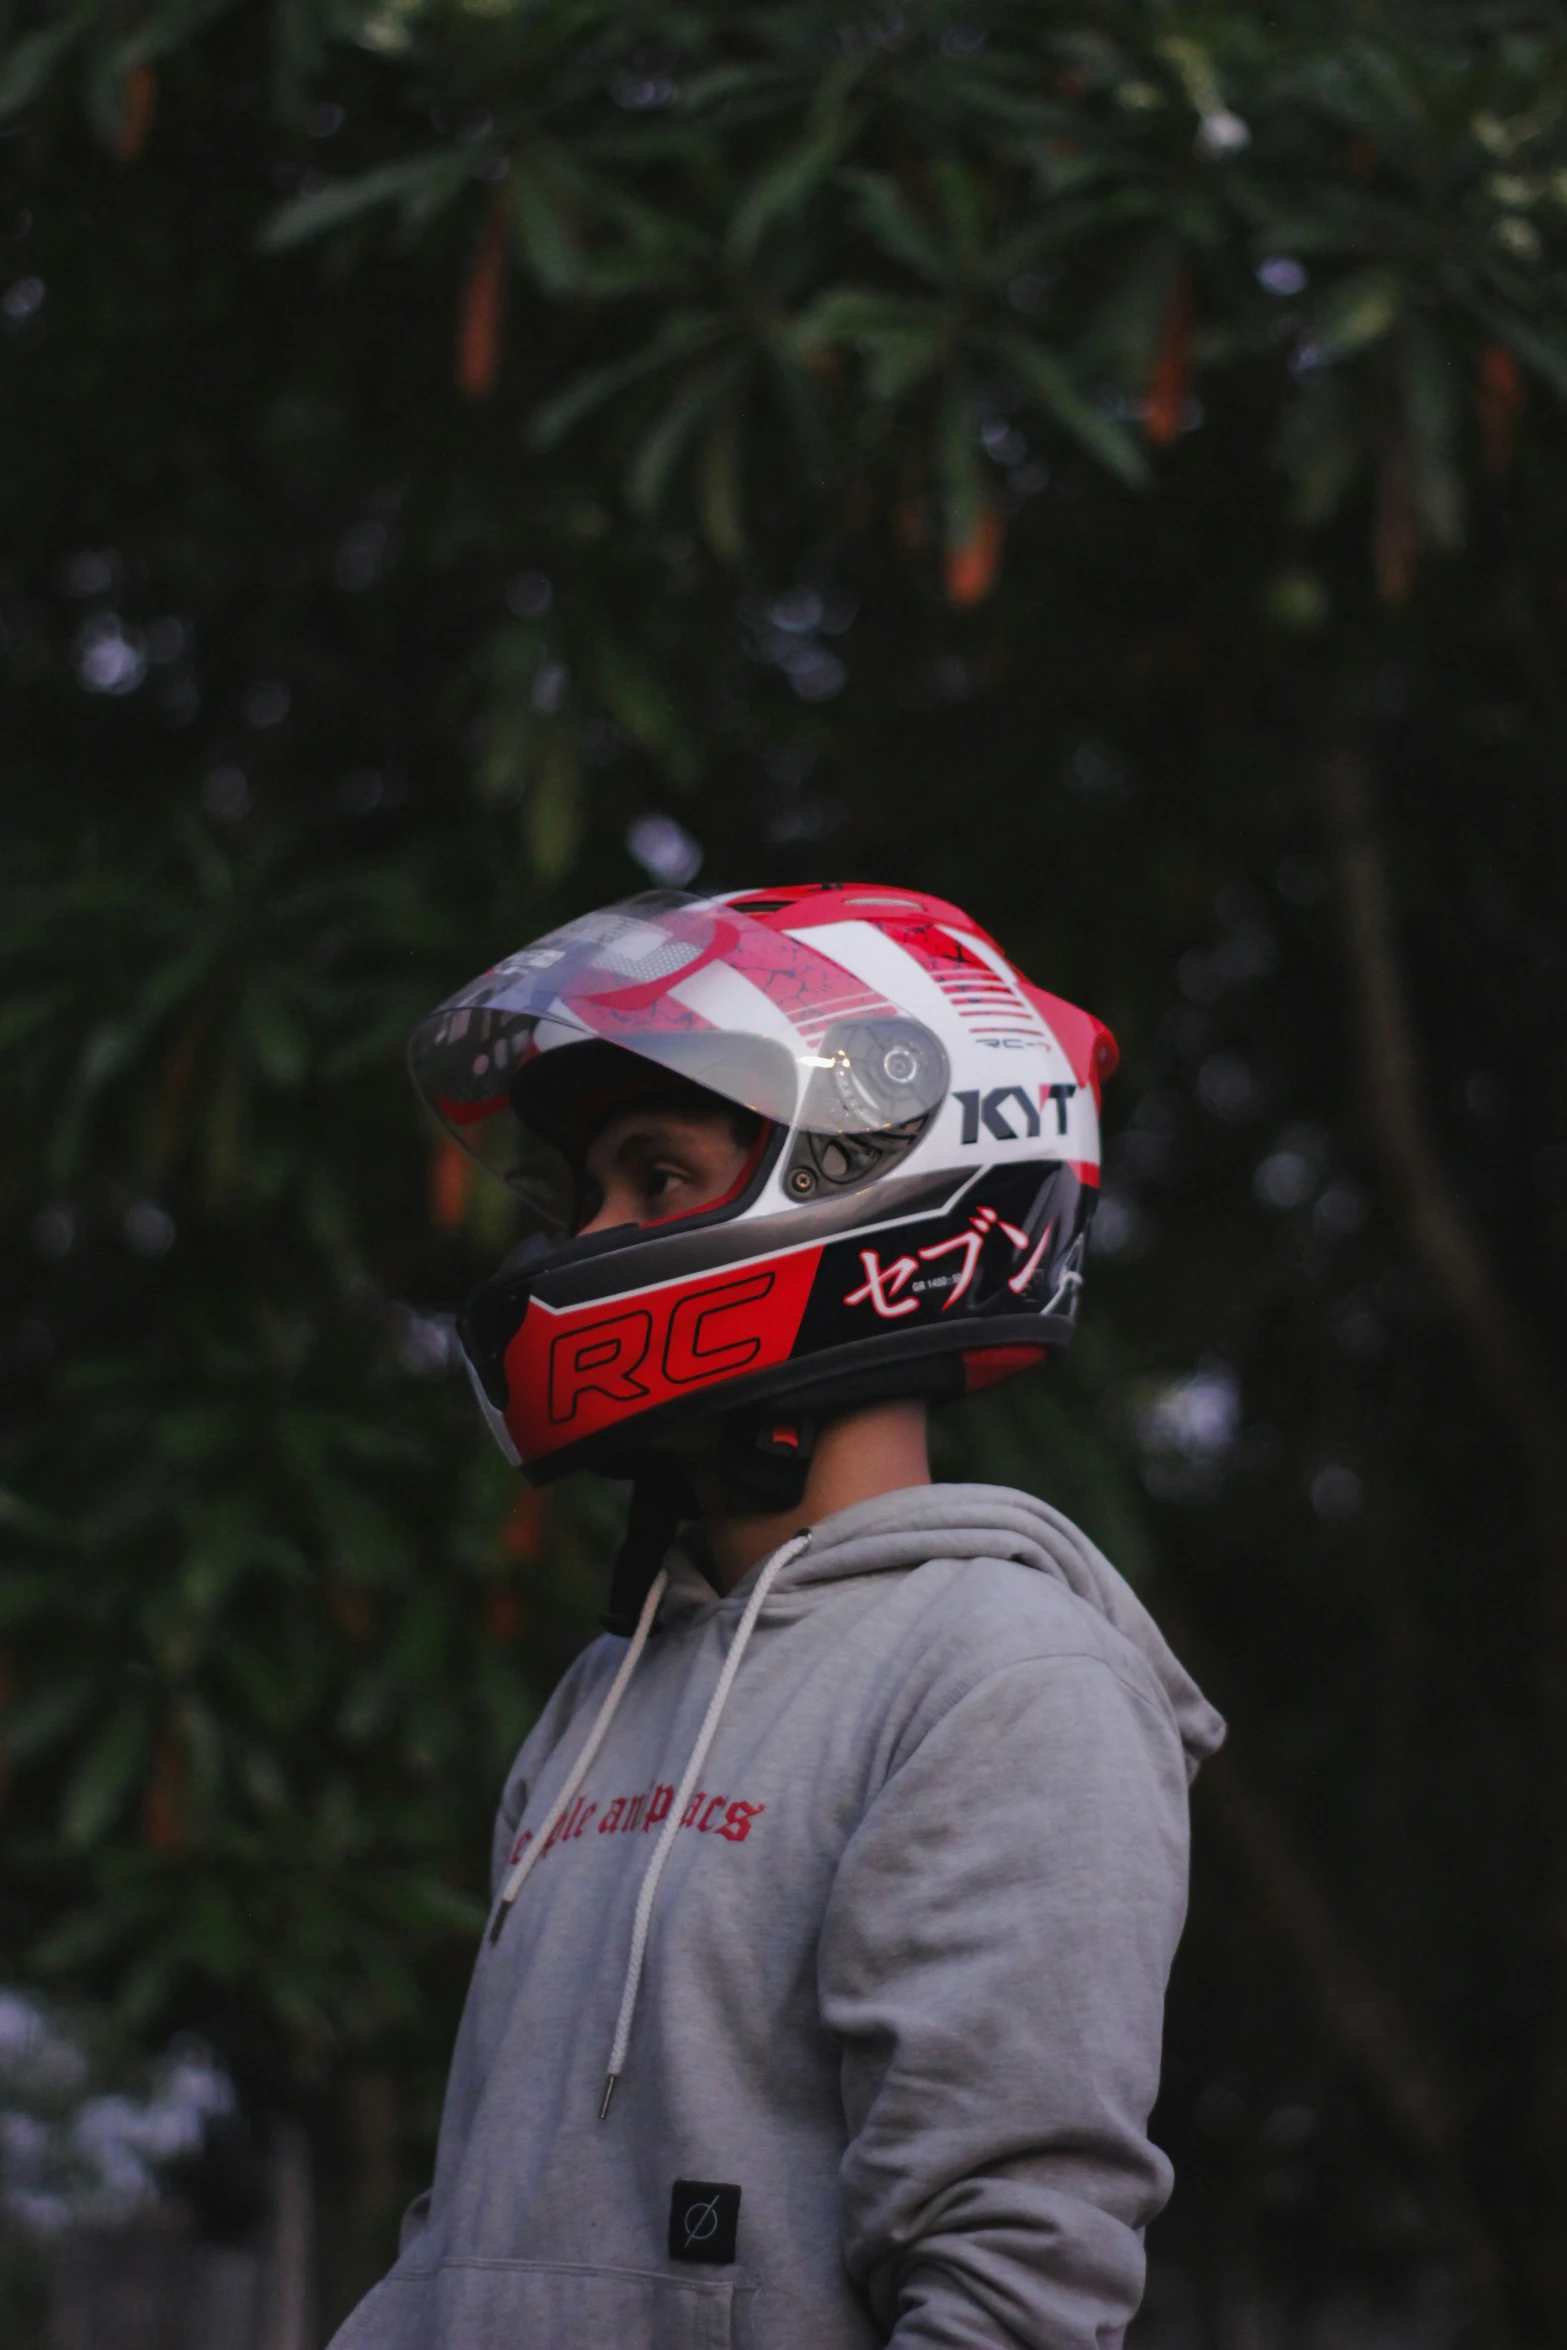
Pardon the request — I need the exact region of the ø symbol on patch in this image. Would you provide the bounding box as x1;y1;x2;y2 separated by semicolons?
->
683;2195;719;2248
668;2177;741;2265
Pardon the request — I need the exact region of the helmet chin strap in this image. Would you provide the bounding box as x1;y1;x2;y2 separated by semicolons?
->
716;1409;819;1513
600;1413;819;1633
602;1455;697;1635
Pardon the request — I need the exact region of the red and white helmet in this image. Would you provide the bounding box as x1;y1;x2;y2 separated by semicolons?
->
409;884;1116;1484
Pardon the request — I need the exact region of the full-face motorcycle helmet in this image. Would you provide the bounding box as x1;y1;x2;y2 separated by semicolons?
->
410;883;1116;1615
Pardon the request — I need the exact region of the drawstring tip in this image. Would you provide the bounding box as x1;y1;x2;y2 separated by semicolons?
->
598;2073;619;2121
488;1902;511;1946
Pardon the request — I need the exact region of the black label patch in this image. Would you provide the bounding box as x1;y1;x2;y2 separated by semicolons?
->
668;2179;740;2265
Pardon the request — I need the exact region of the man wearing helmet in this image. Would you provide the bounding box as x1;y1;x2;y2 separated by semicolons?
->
562;1057;935;1593
332;884;1223;2350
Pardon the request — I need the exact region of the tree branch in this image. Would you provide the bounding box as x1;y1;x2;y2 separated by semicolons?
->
1160;1569;1516;2349
1318;743;1567;2327
1318;749;1566;1509
1198;1753;1515;2350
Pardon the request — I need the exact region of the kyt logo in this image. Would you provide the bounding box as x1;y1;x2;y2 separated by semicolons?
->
953;1083;1077;1144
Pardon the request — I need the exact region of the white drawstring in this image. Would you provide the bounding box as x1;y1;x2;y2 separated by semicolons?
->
598;1528;811;2119
489;1566;669;1945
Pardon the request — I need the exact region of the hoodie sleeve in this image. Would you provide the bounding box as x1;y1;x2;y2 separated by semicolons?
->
817;1647;1191;2349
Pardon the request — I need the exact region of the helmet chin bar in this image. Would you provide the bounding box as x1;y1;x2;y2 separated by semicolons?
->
461;1158;1095;1489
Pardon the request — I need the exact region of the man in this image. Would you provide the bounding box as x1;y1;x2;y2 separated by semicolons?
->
335;882;1223;2349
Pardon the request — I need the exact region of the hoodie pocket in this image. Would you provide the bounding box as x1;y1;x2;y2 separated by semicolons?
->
338;2256;733;2350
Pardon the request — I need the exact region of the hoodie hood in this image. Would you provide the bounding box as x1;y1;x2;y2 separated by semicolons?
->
664;1480;1225;1782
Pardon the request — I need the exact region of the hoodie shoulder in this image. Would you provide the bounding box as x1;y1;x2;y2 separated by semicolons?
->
489;1628;627;1853
792;1484;1225;1780
910;1552;1174;1719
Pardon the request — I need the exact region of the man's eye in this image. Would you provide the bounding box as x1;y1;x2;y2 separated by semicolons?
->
644;1165;680;1199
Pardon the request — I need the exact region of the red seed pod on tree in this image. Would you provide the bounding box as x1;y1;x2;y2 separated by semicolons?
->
894;497;927;552
431;1134;472;1231
1144;268;1192;448
894;438;929;551
142;1720;187;1852
484;1590;526;1642
329;1583;373;1641
1374;433;1419;607
944;500;1004;607
501;1486;547;1561
1476;345;1526;477
116;64;156;162
457;196;509;402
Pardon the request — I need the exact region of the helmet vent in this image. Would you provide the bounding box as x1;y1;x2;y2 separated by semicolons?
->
783;1114;929;1200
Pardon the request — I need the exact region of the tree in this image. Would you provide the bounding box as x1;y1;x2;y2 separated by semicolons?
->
2;2;1566;2338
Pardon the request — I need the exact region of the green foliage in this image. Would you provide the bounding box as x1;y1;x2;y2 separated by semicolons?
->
23;0;1560;601
1;0;1566;2336
259;147;473;250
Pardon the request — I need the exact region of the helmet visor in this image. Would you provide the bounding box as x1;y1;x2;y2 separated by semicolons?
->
408;891;949;1226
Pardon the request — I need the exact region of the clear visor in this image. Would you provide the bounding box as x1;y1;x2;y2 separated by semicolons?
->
408;891;949;1228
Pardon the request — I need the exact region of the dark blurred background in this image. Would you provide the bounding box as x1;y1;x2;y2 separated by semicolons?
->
3;4;1566;2345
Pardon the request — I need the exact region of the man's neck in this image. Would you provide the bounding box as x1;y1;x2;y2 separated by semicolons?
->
694;1400;931;1595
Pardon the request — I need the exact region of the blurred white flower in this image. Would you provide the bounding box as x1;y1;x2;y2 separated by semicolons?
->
1197;109;1251;156
626;813;703;887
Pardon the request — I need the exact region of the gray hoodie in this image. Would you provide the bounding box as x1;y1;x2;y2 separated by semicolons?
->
329;1483;1223;2350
